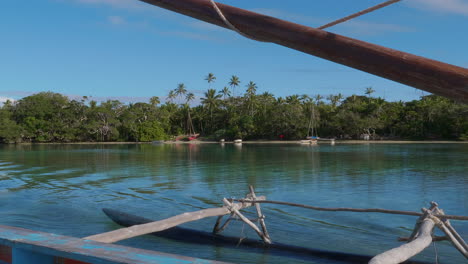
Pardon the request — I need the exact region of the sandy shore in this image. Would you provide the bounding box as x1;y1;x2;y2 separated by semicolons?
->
10;140;467;145
14;142;149;145
164;140;467;144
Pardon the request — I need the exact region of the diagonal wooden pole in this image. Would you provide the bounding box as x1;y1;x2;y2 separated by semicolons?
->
86;196;265;243
223;198;272;244
431;207;468;259
369;205;443;264
408;202;438;241
249;185;271;241
212;215;234;234
138;0;468;102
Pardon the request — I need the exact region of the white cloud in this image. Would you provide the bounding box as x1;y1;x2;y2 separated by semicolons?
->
0;97;15;106
188;20;226;32
335;20;414;36
251;8;412;36
108;15;126;25
62;0;219;41
250;8;324;25
406;0;468;15
72;0;147;10
66;94;151;103
67;1;414;38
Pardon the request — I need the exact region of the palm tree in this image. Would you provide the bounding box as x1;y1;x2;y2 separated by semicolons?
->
336;93;344;104
90;100;97;108
219;87;231;100
201;89;221;129
185;92;195;104
286;94;301;104
149;96;160;107
166;90;176;104
245;81;257;116
246;81;257;96
205;73;216;89
327;94;340;108
258;91;275;116
228;75;240;97
365;87;375;97
314;94;323;105
185;92;196;135
299;94;310;103
175;83;187;104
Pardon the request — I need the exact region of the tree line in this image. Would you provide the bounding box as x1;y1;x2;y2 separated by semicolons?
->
1;74;467;143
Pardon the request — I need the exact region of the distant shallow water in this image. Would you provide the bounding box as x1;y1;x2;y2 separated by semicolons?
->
0;143;466;264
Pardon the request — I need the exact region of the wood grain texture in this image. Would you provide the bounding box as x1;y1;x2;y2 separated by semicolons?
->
139;0;468;102
86;197;265;243
369;219;435;264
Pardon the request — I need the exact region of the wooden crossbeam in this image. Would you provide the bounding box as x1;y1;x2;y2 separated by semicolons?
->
86;196;265;243
249;185;271;241
369;206;438;264
223;198;272;244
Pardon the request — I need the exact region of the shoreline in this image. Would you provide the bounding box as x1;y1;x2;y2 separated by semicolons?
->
167;140;468;144
6;140;467;145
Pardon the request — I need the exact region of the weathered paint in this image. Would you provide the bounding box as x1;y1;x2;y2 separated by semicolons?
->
0;245;11;264
55;257;91;264
0;225;230;264
13;248;55;264
1;246;91;264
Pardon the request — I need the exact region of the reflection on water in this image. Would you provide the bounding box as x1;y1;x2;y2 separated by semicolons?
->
0;143;467;263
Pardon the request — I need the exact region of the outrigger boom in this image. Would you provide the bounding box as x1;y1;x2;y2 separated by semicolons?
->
139;0;468;102
90;186;467;263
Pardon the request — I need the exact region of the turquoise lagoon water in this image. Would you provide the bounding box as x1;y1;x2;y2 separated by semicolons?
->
0;143;466;263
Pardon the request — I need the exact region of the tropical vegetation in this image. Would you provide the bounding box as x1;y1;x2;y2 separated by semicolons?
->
1;74;467;143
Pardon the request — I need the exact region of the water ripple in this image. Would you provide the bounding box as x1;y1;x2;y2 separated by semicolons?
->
0;143;466;264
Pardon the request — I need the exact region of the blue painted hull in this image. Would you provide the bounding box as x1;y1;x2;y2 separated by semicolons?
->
0;224;227;264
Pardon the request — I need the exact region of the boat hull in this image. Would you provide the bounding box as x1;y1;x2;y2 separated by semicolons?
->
102;208;428;264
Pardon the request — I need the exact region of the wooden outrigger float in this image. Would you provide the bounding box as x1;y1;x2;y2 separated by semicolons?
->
99;208;425;264
84;186;467;264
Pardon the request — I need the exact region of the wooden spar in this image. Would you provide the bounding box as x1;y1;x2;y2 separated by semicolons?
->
369;204;468;263
92;185;466;262
223;198;272;244
234;199;468;220
212;215;234;234
431;216;468;258
407;202;438;241
100;208;396;263
398;236;448;242
369;218;435;264
85;196;265;243
138;0;468;102
430;207;468;258
249;185;271;242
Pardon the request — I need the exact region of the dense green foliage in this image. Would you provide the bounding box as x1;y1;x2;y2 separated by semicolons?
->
1;77;467;143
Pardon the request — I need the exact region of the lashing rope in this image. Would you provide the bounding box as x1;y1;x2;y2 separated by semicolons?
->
209;0;403;36
209;0;268;42
318;0;403;30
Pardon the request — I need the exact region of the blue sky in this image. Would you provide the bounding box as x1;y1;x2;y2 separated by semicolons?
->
1;0;467;104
